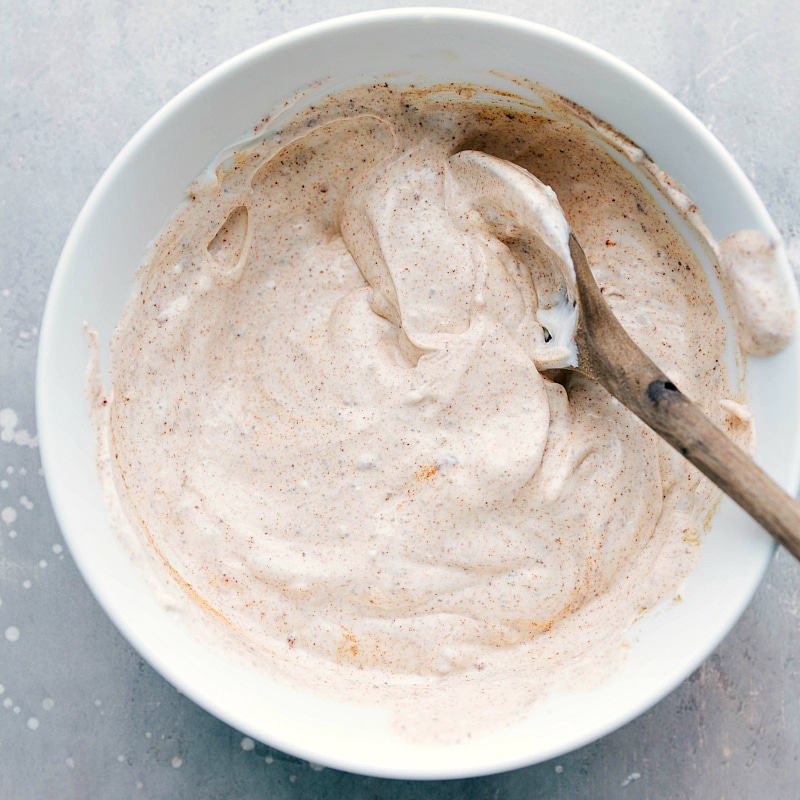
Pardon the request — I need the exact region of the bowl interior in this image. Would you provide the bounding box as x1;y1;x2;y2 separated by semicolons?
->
37;8;800;779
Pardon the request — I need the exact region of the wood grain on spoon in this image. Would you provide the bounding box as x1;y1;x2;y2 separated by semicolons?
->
568;233;800;561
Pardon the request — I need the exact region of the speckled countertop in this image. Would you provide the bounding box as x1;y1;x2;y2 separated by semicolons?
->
2;1;799;798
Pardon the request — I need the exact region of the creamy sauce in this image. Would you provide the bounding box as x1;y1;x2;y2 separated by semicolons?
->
717;229;797;356
94;83;784;740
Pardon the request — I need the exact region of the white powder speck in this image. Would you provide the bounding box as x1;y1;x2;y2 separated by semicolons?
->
42;698;54;711
1;289;9;297
3;698;12;708
0;409;18;439
13;706;20;714
22;580;31;589
0;596;2;608
39;560;47;569
27;717;39;730
171;757;183;769
136;782;143;790
52;544;63;554
1;507;17;525
145;731;152;739
265;755;274;764
8;530;16;539
117;754;126;763
555;764;564;774
5;626;20;642
14;430;37;448
5;467;11;474
18;468;26;476
308;762;325;772
0;684;4;694
19;496;33;510
0;480;7;489
94;699;102;707
0;410;38;449
240;737;255;751
621;772;642;788
289;775;297;784
65;758;75;769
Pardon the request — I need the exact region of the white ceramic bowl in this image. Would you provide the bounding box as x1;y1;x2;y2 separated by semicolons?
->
37;8;800;779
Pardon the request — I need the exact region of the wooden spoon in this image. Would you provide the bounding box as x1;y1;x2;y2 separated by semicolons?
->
447;149;800;560
568;232;800;561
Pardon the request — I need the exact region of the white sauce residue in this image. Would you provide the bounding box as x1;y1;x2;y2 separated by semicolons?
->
93;82;790;741
717;230;797;356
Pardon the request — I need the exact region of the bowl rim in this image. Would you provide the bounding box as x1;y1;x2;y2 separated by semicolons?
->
36;6;800;779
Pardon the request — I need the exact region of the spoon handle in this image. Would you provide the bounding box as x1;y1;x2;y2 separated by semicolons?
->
630;377;800;561
569;234;800;561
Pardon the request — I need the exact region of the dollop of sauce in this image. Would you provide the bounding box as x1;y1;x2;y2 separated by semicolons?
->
717;229;797;356
95;83;783;740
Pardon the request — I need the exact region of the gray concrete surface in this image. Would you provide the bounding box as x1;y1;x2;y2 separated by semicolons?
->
2;1;799;797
